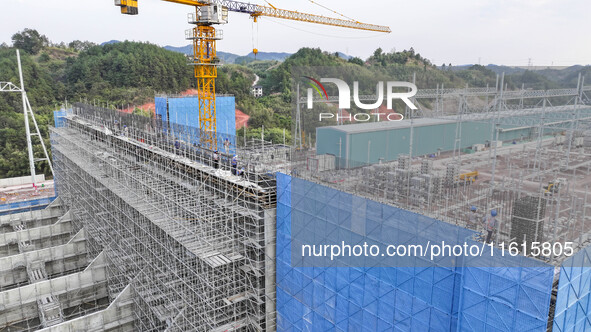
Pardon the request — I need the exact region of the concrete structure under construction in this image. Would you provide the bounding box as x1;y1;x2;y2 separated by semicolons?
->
48;104;280;331
286;81;591;331
2;82;591;331
0;201;129;331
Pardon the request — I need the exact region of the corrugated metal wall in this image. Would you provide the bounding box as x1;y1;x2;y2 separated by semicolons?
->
317;121;535;168
317;108;591;168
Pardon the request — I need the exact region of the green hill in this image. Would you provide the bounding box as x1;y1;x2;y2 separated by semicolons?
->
65;41;194;105
1;29;590;179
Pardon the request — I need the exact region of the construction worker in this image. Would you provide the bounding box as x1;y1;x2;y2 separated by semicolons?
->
213;150;219;169
237;167;245;178
467;206;478;229
123;125;129;137
483;209;498;243
231;155;238;175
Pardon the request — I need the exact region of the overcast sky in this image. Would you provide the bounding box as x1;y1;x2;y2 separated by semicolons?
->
1;0;589;66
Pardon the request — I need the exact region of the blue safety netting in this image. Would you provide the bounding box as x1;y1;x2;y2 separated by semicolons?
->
457;251;554;331
154;96;236;151
155;96;236;137
216;96;236;137
168;97;198;128
553;245;591;331
276;173;555;331
53;110;66;128
155;97;167;124
276;173;465;331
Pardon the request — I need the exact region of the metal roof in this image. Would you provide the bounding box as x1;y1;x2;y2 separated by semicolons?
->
321;118;456;134
317;104;591;135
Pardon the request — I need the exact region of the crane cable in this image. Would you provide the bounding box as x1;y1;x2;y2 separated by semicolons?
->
263;0;277;10
252;16;259;58
264;17;384;39
307;0;359;23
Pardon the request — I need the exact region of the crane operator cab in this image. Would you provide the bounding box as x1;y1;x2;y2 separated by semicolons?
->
198;4;229;24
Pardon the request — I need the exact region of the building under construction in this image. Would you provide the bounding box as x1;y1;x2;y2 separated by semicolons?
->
1;78;591;331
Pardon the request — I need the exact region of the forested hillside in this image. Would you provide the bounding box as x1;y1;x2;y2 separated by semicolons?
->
65;41;194;105
1;29;590;179
0;31;197;179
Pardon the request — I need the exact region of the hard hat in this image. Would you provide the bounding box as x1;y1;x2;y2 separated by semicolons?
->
233;155;237;158
214;150;218;153
470;206;477;211
225;138;229;141
491;209;497;217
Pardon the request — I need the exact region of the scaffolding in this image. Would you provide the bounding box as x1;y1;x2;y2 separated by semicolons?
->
285;76;591;331
294;75;591;267
295;118;591;264
3;77;590;330
47;103;281;331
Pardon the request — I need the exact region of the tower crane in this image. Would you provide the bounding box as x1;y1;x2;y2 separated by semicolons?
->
114;0;390;150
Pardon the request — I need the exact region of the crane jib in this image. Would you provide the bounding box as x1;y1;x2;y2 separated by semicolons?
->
152;0;392;33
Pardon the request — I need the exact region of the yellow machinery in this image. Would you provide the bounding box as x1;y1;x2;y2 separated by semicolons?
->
459;171;478;183
114;0;390;150
544;178;564;195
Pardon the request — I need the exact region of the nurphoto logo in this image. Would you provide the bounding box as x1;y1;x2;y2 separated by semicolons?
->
303;76;418;122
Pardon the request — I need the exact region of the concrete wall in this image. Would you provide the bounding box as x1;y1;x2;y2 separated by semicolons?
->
0;238;88;289
0;263;107;327
38;285;134;332
0;175;46;187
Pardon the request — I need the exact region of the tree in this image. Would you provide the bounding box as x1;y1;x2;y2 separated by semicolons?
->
373;48;383;58
39;52;50;62
68;40;96;52
348;57;364;66
11;29;49;54
132;107;152;118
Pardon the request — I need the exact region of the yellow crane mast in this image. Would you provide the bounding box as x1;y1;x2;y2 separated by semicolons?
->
114;0;390;150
